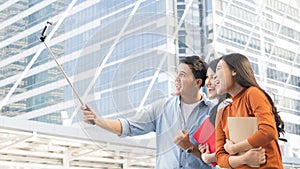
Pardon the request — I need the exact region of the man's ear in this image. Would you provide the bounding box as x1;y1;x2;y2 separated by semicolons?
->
196;79;202;88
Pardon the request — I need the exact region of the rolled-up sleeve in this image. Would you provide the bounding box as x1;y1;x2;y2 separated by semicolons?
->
119;118;131;137
215;109;231;168
118;102;159;137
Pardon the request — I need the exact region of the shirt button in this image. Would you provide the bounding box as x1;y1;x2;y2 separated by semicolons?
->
180;165;183;168
181;149;184;152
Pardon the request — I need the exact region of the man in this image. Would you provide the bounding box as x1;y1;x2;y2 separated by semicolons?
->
82;56;213;168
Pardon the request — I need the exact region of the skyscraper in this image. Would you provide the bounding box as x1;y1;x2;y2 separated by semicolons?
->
199;0;300;167
0;0;299;168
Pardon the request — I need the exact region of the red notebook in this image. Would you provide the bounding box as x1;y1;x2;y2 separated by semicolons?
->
193;117;217;166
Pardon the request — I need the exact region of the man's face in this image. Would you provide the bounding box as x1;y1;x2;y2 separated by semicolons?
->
174;63;198;96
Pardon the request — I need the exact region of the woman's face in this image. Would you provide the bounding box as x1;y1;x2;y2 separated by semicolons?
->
214;59;235;95
205;67;217;99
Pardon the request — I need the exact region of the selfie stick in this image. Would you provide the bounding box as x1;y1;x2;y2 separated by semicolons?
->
40;21;95;125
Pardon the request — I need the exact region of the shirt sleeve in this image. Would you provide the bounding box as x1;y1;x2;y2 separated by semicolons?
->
246;87;278;147
215;107;231;168
119;100;161;137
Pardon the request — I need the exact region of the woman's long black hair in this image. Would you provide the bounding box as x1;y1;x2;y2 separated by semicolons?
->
221;53;286;142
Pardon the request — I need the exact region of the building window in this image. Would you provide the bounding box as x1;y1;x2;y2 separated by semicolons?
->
290;75;300;87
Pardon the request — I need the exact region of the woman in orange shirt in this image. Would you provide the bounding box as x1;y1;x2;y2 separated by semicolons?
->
214;53;285;169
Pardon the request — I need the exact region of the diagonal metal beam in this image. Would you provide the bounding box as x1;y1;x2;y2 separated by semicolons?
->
0;0;19;12
67;0;144;125
205;0;234;61
0;135;33;150
259;0;293;89
278;39;300;107
137;0;196;111
242;0;266;52
0;0;78;110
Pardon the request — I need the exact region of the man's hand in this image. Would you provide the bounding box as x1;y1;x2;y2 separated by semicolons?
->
173;129;192;150
81;104;97;125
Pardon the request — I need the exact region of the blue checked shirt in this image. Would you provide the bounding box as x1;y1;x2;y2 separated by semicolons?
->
119;94;214;169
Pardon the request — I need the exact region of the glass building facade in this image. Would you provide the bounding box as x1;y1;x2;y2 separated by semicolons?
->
201;0;300;167
0;0;178;124
0;0;299;168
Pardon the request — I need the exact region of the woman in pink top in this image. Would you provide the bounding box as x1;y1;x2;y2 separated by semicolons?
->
214;53;286;169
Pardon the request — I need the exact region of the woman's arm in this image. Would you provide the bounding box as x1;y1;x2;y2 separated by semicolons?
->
215;108;232;168
215;107;265;168
224;139;253;155
226;88;278;155
228;147;266;168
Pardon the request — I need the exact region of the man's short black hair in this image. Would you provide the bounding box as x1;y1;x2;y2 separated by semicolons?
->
179;55;207;87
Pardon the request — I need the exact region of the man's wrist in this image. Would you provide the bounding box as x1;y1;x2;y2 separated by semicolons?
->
185;143;195;153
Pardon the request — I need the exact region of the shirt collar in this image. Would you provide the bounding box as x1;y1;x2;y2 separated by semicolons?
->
177;92;211;107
